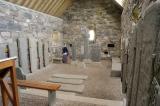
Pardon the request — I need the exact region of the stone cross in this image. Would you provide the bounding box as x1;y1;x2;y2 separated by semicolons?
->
80;25;90;59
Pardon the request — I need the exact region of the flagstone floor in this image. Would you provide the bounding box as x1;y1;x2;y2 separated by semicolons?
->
27;60;122;100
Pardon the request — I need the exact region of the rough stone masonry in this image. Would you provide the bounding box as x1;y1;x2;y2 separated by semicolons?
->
61;0;122;57
121;0;160;106
0;0;63;45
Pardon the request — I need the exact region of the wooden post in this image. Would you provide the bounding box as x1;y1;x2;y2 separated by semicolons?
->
10;61;19;106
0;57;61;106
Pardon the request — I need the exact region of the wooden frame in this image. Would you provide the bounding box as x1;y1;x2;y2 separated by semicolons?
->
0;57;19;106
0;57;61;106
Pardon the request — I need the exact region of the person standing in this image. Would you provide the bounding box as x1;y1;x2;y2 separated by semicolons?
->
62;44;69;63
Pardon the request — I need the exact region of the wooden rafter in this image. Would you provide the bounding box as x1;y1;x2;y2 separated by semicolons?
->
16;0;25;5
54;0;67;16
46;0;58;13
37;0;48;12
33;0;43;10
49;0;64;14
54;0;65;14
28;0;37;8
5;0;73;17
23;0;31;7
41;0;53;13
55;0;72;16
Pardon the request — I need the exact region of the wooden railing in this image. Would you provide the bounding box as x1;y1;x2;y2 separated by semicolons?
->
16;80;60;91
0;57;61;106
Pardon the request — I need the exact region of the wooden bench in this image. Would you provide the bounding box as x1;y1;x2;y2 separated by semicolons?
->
12;80;60;106
0;57;61;106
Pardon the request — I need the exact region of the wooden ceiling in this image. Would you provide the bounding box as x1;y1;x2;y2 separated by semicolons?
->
4;0;73;17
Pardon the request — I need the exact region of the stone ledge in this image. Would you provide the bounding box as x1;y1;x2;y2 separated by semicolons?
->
111;57;121;77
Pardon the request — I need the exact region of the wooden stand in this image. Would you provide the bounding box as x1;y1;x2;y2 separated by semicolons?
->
0;57;19;106
0;57;61;106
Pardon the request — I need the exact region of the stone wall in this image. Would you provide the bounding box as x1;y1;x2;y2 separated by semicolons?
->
0;1;63;72
61;0;122;57
0;0;63;44
121;0;160;106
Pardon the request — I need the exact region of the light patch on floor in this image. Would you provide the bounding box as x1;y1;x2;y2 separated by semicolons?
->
48;77;84;84
52;74;88;79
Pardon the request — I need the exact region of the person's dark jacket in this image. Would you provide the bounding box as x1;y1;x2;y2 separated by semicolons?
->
62;47;68;54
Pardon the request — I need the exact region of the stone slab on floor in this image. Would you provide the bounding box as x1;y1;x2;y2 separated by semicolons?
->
111;61;121;77
48;77;84;85
58;83;85;93
52;74;88;80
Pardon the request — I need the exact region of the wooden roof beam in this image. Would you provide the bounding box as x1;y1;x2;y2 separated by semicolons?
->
16;0;25;5
41;0;53;13
6;0;73;17
55;0;72;16
33;0;43;10
28;0;37;8
53;0;66;16
54;0;70;16
23;0;32;7
37;0;48;12
49;0;64;15
46;0;58;14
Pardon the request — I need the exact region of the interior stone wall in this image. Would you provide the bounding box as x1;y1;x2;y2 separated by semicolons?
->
0;1;63;71
121;0;160;106
0;0;63;44
61;0;122;57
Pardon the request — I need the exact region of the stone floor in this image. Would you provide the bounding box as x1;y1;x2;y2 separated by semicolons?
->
19;93;121;106
27;60;122;100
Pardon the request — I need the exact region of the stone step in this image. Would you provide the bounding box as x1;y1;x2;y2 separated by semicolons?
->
52;74;88;80
48;77;84;85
